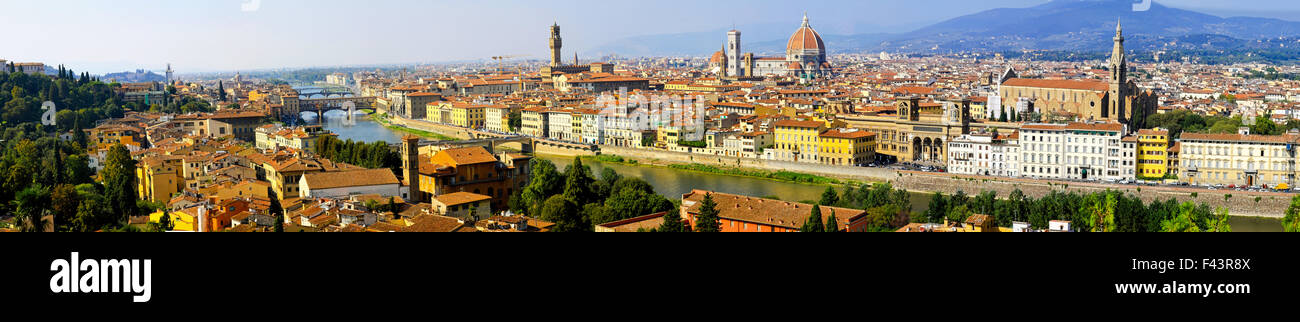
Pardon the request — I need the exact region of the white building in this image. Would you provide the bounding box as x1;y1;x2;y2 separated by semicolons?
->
255;124;331;152
1020;122;1131;182
484;105;511;134
948;131;1020;177
15;62;46;74
579;110;603;145
545;110;574;142
298;169;402;199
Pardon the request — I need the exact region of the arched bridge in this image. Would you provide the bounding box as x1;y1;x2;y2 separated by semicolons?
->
297;86;356;99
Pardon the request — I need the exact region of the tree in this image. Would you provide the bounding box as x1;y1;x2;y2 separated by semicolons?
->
217;81;227;101
50;184;81;232
562;157;595;204
158;209;174;232
1087;193;1117;233
507;110;522;133
819;186;840;207
1286;196;1300;233
10;185;51;232
269;188;284;232
801;203;825;232
541;196;588;232
694;193;722;232
521;159;563;215
101;144;139;222
825;208;841;232
1252;117;1281;135
925;192;947;224
658;212;687;232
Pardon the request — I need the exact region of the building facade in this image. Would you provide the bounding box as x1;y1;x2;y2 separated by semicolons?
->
1178;132;1299;188
948;132;1021;177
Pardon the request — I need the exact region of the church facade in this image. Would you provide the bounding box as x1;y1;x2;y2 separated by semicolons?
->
995;21;1157;129
710;14;832;79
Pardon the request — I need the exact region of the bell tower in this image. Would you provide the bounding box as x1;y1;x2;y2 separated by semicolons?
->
1108;19;1128;122
549;22;563;67
727;30;741;77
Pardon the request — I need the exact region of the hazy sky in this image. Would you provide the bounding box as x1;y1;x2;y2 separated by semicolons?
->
2;0;1298;74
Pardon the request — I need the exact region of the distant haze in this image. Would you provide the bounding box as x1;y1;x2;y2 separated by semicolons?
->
2;0;1297;74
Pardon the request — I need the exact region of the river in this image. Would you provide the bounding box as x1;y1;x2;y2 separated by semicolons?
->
313;114;1284;232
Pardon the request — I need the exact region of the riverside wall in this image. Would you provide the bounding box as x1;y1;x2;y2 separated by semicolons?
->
599;145;1293;218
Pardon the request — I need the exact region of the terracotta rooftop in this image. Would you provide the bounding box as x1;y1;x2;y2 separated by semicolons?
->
302;168;400;190
1002;78;1108;91
682;190;864;230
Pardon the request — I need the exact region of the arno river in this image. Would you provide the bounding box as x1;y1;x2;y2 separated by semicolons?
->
306;110;1284;232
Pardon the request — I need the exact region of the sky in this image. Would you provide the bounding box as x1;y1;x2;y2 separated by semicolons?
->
3;0;1299;74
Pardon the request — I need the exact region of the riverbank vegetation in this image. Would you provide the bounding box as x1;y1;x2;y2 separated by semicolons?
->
312;136;402;175
817;183;915;232
512;157;678;232
816;183;1235;232
580;153;842;185
920;189;1229;232
370;113;459;141
1285;196;1300;232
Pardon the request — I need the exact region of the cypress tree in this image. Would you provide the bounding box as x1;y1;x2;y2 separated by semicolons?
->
801;203;824;232
269;188;284;232
658;212;686;232
820;186;839;207
694;193;721;232
826;208;841;232
158;209;173;231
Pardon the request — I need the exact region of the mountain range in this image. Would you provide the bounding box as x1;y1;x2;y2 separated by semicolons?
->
585;0;1300;59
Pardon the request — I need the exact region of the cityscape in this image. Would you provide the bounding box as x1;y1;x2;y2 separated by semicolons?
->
7;0;1300;233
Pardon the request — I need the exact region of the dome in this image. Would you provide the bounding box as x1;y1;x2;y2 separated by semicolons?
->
787;14;825;52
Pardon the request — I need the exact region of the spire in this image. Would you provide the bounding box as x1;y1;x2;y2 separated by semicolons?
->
802;12;810;27
1116;18;1123;36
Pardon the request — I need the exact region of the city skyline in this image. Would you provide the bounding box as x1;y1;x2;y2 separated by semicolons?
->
5;0;1300;74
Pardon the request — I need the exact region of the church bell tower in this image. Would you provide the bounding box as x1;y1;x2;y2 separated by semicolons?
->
1108;19;1128;122
549;23;563;67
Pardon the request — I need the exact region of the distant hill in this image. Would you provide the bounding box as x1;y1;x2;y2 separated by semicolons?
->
102;70;166;83
587;0;1300;61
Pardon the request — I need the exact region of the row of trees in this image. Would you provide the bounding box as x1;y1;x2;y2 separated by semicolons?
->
511;157;678;232
816;183;913;232
917;189;1231;232
1145;106;1300;139
312;136;402;174
814;182;1235;232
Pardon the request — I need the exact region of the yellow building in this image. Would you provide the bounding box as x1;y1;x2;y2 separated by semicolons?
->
772;120;826;163
818;128;877;166
1135;128;1171;179
87;125;142;148
428;102;487;129
137;156;185;203
1179;132;1300;188
257;156;358;200
248;89;270;102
